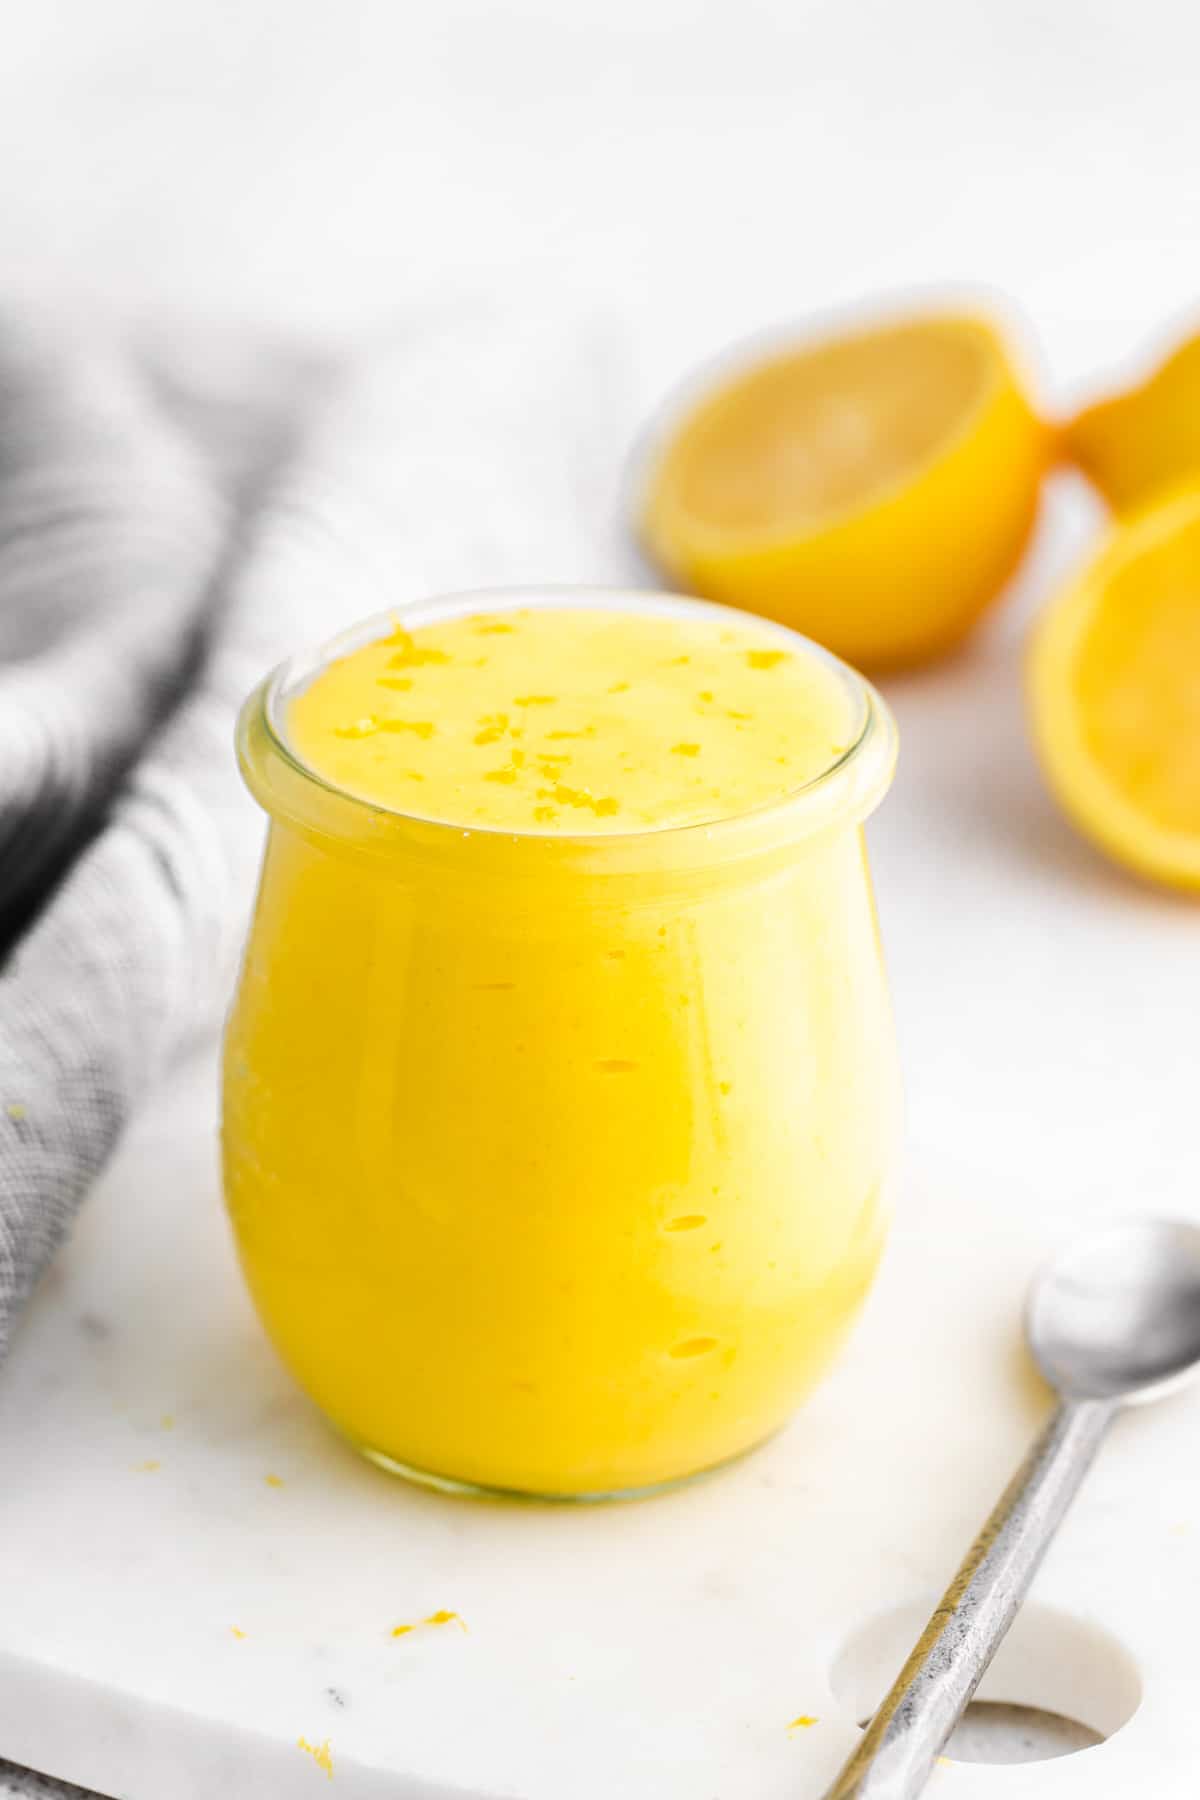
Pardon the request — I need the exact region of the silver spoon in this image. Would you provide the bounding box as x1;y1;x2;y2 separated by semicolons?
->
824;1216;1200;1799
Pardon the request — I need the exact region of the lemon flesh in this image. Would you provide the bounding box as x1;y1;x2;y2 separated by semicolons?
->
1029;482;1200;890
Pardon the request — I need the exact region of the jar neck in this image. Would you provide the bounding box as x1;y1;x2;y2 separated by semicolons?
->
238;670;896;888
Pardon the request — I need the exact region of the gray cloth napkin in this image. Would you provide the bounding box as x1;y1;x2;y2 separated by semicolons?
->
0;1759;105;1800
0;295;636;1374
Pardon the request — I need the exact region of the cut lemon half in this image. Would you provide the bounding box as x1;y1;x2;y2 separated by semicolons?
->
639;312;1048;669
1029;480;1200;891
1066;326;1200;512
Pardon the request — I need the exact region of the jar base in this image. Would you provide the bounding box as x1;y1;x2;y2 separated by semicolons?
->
351;1435;768;1505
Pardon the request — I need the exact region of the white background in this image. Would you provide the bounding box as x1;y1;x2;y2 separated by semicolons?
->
4;0;1200;389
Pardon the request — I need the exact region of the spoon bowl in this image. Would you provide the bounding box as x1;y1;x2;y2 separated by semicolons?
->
1028;1216;1200;1403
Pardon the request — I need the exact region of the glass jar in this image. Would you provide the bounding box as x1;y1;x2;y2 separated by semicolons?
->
222;588;899;1499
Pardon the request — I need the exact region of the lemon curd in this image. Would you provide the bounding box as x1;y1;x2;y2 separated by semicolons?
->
223;590;899;1498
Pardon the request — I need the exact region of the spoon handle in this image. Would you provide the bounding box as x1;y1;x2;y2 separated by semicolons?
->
822;1396;1115;1800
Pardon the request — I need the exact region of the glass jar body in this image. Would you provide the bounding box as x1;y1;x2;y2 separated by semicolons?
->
222;772;898;1498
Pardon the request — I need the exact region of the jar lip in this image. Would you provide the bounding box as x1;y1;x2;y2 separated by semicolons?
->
251;586;896;862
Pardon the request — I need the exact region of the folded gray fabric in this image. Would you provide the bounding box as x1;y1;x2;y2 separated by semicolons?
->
0;310;230;945
0;297;635;1363
0;1757;106;1800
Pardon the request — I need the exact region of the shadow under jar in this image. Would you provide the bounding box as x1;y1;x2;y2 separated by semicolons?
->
221;588;899;1500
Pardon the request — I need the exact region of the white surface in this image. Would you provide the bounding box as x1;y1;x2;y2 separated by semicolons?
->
1;484;1199;1798
1;1;1200;1794
4;0;1200;384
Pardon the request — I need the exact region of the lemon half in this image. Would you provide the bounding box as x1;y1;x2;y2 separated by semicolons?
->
1066;327;1200;512
640;312;1048;669
1029;480;1200;891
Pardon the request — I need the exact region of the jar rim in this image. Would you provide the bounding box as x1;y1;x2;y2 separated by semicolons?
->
243;586;897;874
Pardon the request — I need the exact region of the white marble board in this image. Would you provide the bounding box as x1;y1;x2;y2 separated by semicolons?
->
1;510;1198;1800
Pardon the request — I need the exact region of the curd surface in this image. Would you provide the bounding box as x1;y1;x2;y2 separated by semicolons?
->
286;604;859;832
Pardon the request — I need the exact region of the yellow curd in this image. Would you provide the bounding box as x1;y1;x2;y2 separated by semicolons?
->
223;590;898;1497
